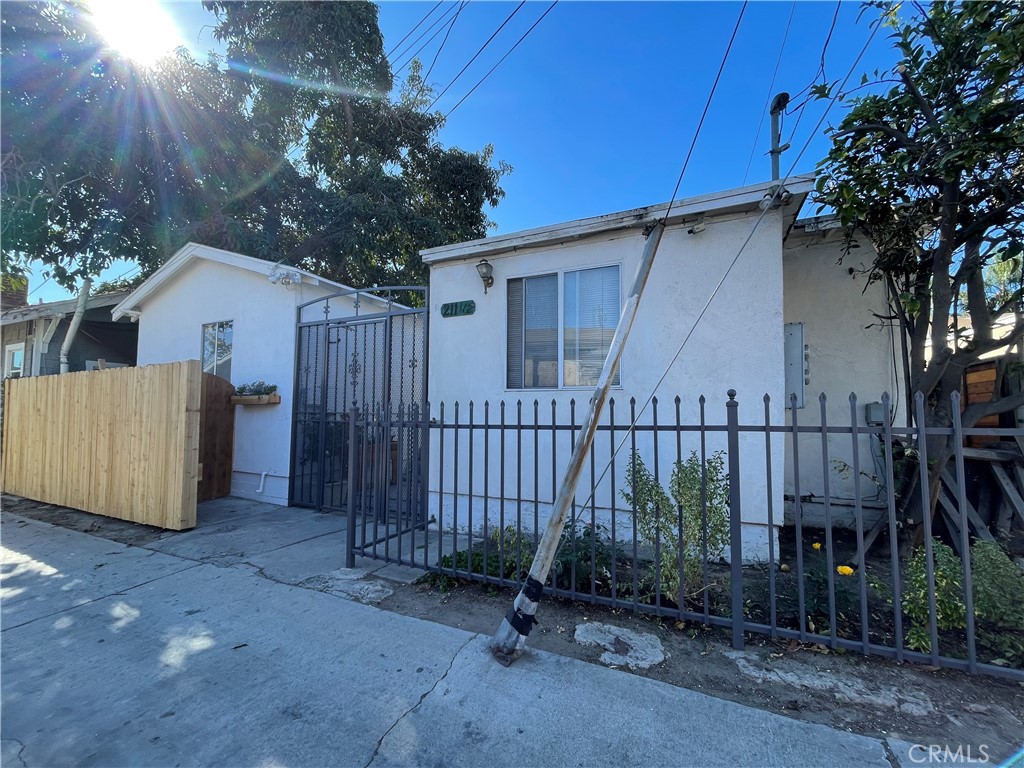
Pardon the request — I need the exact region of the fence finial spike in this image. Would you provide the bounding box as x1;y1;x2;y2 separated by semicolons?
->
819;392;827;404
727;389;737;401
764;393;771;404
849;392;857;404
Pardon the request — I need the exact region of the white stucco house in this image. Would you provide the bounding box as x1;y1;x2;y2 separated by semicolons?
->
421;178;904;556
111;242;389;507
105;178;903;556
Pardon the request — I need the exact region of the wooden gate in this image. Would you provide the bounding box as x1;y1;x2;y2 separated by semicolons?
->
1;360;234;529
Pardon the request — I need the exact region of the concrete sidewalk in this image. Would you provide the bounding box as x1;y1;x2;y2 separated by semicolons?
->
1;503;909;768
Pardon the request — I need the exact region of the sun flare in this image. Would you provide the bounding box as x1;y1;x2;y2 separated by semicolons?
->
87;0;182;67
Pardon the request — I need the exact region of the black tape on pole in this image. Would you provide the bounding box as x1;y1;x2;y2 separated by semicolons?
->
523;576;544;603
505;606;539;637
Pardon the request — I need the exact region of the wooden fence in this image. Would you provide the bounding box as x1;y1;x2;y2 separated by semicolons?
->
1;360;234;530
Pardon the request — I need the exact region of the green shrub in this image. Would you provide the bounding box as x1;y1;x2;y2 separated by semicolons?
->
552;522;613;590
971;541;1024;666
903;539;966;652
621;450;730;603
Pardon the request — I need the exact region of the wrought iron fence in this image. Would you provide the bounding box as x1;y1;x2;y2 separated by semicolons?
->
345;390;1024;679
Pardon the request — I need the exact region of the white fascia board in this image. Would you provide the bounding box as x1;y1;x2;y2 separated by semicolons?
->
110;242;384;320
421;176;815;265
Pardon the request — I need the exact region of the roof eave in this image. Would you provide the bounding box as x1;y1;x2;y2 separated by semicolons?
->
421;176;815;265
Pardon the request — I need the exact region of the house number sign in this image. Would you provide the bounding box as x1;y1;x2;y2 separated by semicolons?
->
440;300;476;318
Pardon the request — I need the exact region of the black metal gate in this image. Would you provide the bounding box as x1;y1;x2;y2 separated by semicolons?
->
290;287;427;535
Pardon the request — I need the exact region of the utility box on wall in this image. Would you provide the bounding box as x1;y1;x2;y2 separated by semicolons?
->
784;322;807;408
864;401;886;426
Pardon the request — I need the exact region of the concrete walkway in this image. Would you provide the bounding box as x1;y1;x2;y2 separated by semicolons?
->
1;499;910;768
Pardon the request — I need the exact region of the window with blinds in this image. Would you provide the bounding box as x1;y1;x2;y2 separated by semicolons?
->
507;274;558;388
564;266;619;387
506;265;620;389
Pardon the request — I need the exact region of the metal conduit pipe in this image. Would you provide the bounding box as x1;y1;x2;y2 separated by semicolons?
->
59;278;92;374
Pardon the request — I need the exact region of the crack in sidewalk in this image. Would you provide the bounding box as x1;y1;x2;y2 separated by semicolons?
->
3;737;28;767
363;635;477;768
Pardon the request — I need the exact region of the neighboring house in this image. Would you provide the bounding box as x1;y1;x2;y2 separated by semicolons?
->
111;242;395;506
421;178;903;555
1;289;137;378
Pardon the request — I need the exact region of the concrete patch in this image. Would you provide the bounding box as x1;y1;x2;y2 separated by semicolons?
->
574;621;666;669
297;570;394;603
725;650;935;717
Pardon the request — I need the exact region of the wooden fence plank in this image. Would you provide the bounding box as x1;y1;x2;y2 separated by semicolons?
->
0;361;210;530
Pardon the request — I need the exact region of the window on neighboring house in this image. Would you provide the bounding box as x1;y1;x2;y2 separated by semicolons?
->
201;320;233;381
3;343;25;379
506;265;620;389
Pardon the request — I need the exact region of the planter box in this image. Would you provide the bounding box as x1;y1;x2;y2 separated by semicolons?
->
231;393;281;406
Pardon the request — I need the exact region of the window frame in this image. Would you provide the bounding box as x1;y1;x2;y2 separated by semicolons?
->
200;319;233;382
504;262;622;391
3;342;25;379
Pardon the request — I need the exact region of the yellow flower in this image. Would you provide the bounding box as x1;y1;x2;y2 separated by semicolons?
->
837;565;855;576
812;542;822;551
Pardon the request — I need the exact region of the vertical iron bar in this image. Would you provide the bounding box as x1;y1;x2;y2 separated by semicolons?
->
453;402;461;577
516;400;523;581
700;395;709;619
881;392;904;661
791;393;807;641
438;402;445;572
345;407;358;568
652;397;662;610
500;401;507;582
850;394;870;654
676;396;684;622
764;394;777;636
609;397;618;602
589;407;597;600
820;393;838;648
483;401;490;580
950;392;976;672
534;400;541;543
569;398;577;597
630;397;639;608
468;401;475;575
914;391;939;664
727;390;744;650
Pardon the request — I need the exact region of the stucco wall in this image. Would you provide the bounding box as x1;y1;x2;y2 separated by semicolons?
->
135;259;352;506
427;209;788;558
782;231;905;528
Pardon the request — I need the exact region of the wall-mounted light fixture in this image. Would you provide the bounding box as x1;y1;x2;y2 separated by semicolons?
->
476;259;494;294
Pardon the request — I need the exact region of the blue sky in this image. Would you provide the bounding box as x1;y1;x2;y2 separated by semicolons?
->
26;0;899;303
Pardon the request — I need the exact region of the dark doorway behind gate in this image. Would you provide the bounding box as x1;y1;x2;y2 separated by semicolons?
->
290;287;427;536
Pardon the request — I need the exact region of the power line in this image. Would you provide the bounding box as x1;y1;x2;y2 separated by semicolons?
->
428;0;527;111
662;1;748;221
445;1;558;118
422;1;467;86
392;3;461;75
784;1;842;145
387;0;443;58
571;14;883;524
742;1;796;185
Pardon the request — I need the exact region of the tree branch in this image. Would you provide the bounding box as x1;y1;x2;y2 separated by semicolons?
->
961;390;1024;430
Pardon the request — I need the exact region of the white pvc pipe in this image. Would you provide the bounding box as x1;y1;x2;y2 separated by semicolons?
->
59;278;92;374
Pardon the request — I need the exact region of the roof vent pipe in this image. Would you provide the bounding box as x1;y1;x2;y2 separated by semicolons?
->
769;92;791;181
59;277;92;374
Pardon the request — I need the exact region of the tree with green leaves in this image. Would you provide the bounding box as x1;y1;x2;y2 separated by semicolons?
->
815;1;1024;522
2;0;507;292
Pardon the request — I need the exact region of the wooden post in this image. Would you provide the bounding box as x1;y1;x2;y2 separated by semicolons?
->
491;221;666;665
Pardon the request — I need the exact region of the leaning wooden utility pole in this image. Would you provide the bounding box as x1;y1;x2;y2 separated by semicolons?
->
491;218;666;666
